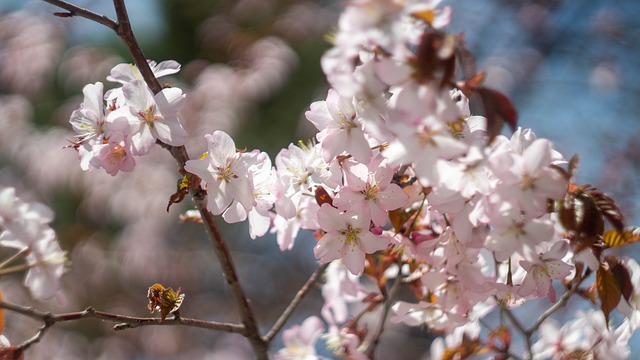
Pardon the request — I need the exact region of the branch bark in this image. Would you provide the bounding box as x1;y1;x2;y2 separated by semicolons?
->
0;300;245;354
264;263;329;343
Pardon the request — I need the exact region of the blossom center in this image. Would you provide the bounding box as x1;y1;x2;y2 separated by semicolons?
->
363;181;380;200
216;163;237;182
340;225;361;250
138;105;162;126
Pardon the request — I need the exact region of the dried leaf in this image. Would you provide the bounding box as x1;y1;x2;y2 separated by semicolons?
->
457;71;485;98
477;87;518;144
411;9;436;24
388;208;418;234
0;347;23;360
315;186;333;207
147;283;185;322
596;262;622;326
608;256;634;303
416;32;457;88
167;173;200;212
586;189;625;232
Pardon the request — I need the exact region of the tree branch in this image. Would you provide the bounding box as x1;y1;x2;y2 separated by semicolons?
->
0;300;245;354
264;263;329;343
41;0;118;30
193;200;268;357
363;267;403;358
41;1;268;357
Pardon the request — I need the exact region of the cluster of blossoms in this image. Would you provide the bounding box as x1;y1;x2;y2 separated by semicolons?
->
58;0;639;359
69;60;187;176
0;187;65;300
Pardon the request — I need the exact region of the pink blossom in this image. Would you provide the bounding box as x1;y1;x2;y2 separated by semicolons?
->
0;187;65;299
486;209;555;262
518;240;573;301
305;89;372;163
314;204;389;275
91;133;136;176
489;138;567;218
108;79;187;155
333;159;409;227
184;131;254;217
275;316;325;360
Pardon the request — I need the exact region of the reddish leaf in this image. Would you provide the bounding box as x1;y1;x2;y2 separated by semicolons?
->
415;32;457;88
608;256;634;303
388;207;418;234
586;189;625;232
0;347;24;360
477;87;518;144
559;190;605;252
457;71;485;98
315;186;333;207
596;263;622;326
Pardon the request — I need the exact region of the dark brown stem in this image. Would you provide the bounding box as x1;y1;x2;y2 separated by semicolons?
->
363;267;403;358
194;201;268;357
0;300;245;354
264;263;329;343
42;0;118;30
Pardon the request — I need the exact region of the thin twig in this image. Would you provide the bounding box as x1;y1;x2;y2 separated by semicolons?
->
0;300;244;333
41;0;118;30
264;263;329;343
363;269;403;358
526;271;587;337
0;300;245;355
194;202;268;357
500;305;532;357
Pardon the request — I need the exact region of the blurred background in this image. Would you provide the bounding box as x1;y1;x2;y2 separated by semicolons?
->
0;0;639;358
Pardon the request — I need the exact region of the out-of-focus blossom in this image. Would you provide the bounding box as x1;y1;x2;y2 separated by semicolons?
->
0;11;65;97
275;316;326;360
0;187;65;299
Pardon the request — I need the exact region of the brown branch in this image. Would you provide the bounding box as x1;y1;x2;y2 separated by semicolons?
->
41;1;268;357
264;263;329;343
41;0;118;30
194;200;268;357
363;267;403;358
526;271;587;337
0;300;245;355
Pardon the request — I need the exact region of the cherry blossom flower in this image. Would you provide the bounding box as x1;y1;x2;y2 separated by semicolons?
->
184;131;256;221
90;132;136;176
108;79;187;155
518;240;573;301
305;89;372;163
106;60;181;84
0;187;65;299
486;208;556;262
333;159;409;227
275;316;326;360
69;82;107;145
531;318;586;360
489;138;567;218
314;204;389;275
321;260;368;324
